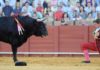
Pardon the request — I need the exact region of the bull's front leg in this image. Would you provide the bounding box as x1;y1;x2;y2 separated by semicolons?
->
11;46;27;66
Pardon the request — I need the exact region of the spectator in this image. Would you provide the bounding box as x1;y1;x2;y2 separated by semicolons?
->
0;0;97;26
85;0;94;6
70;0;80;6
35;3;44;20
34;0;44;8
39;0;44;7
21;2;33;17
79;6;87;19
73;9;81;20
61;3;68;13
73;2;81;13
32;12;37;19
13;1;22;16
36;12;44;19
31;1;36;17
96;4;100;13
62;4;74;21
79;0;84;6
36;3;44;13
58;0;69;6
95;0;100;7
0;3;3;17
54;5;64;21
29;0;34;4
84;2;92;14
61;12;70;25
43;0;48;15
9;0;16;9
3;0;14;16
91;7;97;19
86;12;94;25
51;4;58;13
66;4;75;21
0;0;5;7
51;0;57;6
33;0;39;8
43;0;48;9
20;0;27;6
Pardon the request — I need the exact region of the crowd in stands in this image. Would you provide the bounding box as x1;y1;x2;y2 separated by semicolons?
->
0;0;100;26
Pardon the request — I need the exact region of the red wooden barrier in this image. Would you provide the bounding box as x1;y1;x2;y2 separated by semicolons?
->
0;26;96;56
88;26;95;42
29;26;59;52
59;26;88;52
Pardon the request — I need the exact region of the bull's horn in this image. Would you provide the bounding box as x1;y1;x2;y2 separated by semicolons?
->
37;17;46;22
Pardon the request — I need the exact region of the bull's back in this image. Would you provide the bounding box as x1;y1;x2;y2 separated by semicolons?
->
0;17;18;34
0;17;18;43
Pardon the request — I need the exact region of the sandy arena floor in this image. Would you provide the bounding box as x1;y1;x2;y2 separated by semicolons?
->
0;56;100;70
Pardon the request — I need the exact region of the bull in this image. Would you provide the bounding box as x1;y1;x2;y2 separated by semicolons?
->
0;16;48;66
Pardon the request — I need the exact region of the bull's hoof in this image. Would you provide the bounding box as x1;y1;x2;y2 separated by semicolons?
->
15;61;27;66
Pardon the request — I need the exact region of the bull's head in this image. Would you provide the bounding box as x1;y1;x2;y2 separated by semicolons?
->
20;16;48;37
33;20;48;37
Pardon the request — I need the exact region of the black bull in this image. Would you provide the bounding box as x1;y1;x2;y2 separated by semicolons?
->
0;16;48;66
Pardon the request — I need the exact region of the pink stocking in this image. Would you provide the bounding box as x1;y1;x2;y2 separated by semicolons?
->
83;50;90;61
